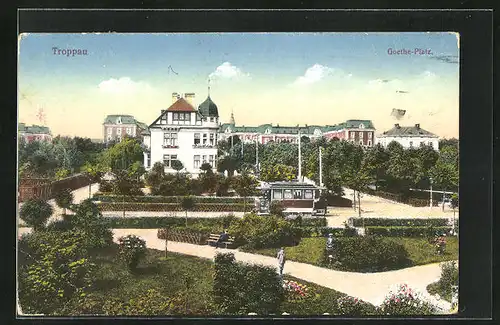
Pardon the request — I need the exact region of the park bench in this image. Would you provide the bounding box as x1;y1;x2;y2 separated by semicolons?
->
207;233;235;249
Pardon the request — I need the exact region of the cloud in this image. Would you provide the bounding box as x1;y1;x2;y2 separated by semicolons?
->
292;64;336;86
209;62;250;80
421;71;438;80
98;77;151;94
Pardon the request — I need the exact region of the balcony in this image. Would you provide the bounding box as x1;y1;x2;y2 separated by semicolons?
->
192;144;217;149
162;145;179;149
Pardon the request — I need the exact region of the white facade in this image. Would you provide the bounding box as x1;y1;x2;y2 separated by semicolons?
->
375;135;439;150
143;96;219;177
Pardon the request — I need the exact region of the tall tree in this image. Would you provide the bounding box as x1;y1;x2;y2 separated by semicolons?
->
231;172;259;212
54;188;74;215
19;199;53;231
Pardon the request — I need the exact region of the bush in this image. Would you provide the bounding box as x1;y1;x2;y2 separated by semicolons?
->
118;235;147;272
213;252;284;315
380;284;437;315
19;198;53;230
324;194;352;207
349;217;449;227
365;226;452;237
98;180;113;193
429;261;458;302
71;199;113;248
337;295;377;316
102;216;238;231
269;201;285;217
229;214;302;249
300;226;357;238
322;236;411;272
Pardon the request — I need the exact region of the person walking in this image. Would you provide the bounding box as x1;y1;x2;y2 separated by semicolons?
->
277;247;286;276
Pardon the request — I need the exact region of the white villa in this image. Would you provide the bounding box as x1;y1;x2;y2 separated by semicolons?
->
376;123;439;150
142;92;219;177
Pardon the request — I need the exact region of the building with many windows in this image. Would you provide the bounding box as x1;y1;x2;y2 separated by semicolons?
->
102;115;148;144
375;123;439;150
142;92;219;176
218;115;376;147
18;123;52;143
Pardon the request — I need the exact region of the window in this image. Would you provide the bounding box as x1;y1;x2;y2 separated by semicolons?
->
283;190;293;199
164;133;178;146
359;140;363;146
179;113;184;121
160;114;167;124
368;132;372;139
147;154;151;168
194;155;200;168
117;127;122;134
163;154;177;167
209;155;215;168
194;133;201;145
294;189;302;199
210;117;214;122
196;114;202;123
359;123;365;129
304;190;313;199
107;127;112;135
173;113;179;121
368;140;372;146
409;141;413;147
209;133;214;146
202;134;208;145
126;127;132;135
429;142;433;148
202;155;207;164
350;132;355;139
273;189;282;199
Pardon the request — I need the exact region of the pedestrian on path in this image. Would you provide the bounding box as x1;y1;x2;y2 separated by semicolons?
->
277;247;286;276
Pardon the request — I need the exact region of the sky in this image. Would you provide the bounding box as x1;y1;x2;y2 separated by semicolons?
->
18;32;459;139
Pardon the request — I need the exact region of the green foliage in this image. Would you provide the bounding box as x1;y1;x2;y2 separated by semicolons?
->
54;188;74;214
380;284;437;315
323;236;411;272
269;200;285;217
118;235;147;272
19;198;53;230
450;193;459;210
337;295;377;316
228;214;301;249
18;230;96;315
99;137;144;173
171;159;184;172
97;202;249;212
427;261;458;302
103;216;238;231
98;180;113;193
70;199;113;248
231;172;259;212
92;194;253;204
260;164;297;182
213;252;284;315
349;217;450;227
365;226;452;237
55;168;70;180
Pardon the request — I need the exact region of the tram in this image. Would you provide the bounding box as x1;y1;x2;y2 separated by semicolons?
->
255;180;326;216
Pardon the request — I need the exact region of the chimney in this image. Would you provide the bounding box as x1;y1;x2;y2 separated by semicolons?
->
171;92;180;103
184;92;195;105
395;123;400;129
415;123;420;129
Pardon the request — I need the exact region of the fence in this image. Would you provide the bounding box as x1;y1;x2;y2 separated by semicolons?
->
18;173;92;202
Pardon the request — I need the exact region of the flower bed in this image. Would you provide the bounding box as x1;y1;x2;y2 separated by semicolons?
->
92;193;253;204
282;280;312;302
337;295;375;316
96;202;249;212
349;217;449;227
157;228;210;245
380;284;437;315
365;226;452;237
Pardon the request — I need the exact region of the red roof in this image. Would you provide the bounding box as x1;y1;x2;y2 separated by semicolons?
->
166;98;196;112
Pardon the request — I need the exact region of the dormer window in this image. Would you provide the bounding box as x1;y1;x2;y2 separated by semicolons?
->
265;128;271;134
117;117;122;124
314;128;322;136
359;123;365;129
226;128;231;133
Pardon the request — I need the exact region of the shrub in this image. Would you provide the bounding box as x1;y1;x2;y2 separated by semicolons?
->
349;217;449;227
53;188;74;215
98;180;113;193
229;214;302;249
117;235;147;272
92;194;253;204
282;280;313;303
431;261;458;302
322;236;411;272
365;226;452;237
213;252;284;315
380;284;437;315
337;295;377;316
96;202;249;212
71;199;113;248
102;216;236;231
269;201;285;217
300;226;357;238
19;198;53;230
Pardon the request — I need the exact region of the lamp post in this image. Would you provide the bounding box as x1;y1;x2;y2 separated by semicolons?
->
429;177;433;208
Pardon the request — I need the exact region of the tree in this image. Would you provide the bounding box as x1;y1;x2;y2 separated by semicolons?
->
199;163;217;194
344;163;373;222
18;230;96;315
54;168;70;180
117;235;147;272
430;155;459;211
19;199;53;231
450;193;459;233
180;196;196;227
70;199;113;248
81;162;106;198
231;172;259;213
100;137;144;173
171;160;184;174
54;188;74;215
363;144;389;190
215;175;231;197
260;164;297;182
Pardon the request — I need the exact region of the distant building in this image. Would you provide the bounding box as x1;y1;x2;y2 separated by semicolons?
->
376;123;439;150
218;116;376;147
18;123;52;143
102;115;148;144
142;92;219;176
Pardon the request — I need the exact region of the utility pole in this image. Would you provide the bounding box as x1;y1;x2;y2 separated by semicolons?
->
298;130;302;182
429;177;433;208
319;146;323;187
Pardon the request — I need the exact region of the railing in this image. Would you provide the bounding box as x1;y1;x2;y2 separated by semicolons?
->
192;144;217;149
18;173;93;202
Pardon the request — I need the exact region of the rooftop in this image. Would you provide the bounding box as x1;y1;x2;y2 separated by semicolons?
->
379;124;438;138
166;98;196;112
18;124;51;134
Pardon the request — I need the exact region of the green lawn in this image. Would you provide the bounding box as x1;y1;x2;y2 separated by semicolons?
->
244;237;458;271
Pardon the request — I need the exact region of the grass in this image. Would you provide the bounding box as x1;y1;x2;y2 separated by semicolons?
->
244;236;459;271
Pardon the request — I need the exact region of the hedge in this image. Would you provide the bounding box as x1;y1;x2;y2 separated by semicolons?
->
101;216;238;230
92;193;253;204
96;202;250;212
301;227;358;238
157;228;210;245
349;217;450;228
364;226;453;237
295;216;327;228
